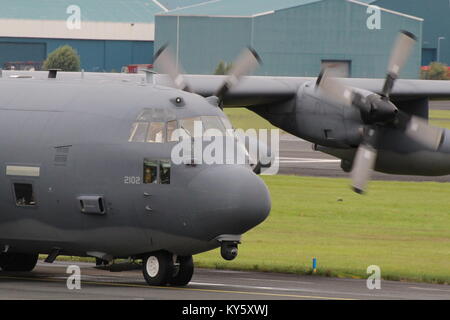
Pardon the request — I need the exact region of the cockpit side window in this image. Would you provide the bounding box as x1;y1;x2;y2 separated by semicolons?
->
143;159;158;184
160;160;171;184
143;159;171;184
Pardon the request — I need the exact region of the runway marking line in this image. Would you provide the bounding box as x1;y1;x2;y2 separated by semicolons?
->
0;274;355;300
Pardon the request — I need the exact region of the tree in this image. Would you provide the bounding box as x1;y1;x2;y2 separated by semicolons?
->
421;62;449;80
43;45;81;72
214;60;233;75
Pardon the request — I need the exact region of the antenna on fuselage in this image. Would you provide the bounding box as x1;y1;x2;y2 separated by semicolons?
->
141;69;157;84
48;69;61;79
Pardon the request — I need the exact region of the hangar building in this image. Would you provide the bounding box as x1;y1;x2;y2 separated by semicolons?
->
155;0;423;78
0;0;162;72
368;0;450;66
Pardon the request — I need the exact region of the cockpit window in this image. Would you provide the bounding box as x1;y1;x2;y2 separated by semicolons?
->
147;122;165;143
220;117;233;130
167;120;178;142
179;117;202;138
129;122;149;142
202;116;226;136
128;115;234;143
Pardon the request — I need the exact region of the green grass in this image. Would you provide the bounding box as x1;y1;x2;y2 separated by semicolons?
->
194;175;450;284
430;109;450;129
224;107;450;131
429;110;450;120
224;108;280;131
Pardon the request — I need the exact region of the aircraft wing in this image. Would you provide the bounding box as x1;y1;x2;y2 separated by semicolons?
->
156;74;450;107
6;71;450;106
341;78;450;101
155;74;304;107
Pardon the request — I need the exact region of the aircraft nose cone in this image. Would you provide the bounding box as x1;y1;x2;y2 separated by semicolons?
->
188;166;271;239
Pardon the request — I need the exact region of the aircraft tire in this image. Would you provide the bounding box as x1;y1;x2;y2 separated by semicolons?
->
168;255;194;287
0;252;39;272
142;251;173;286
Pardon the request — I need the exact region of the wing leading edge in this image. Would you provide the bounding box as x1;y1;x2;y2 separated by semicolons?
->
159;74;450;107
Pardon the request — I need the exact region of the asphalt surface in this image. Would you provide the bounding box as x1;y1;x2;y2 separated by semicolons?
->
430;100;450;110
277;135;450;182
0;261;449;300
277;100;450;182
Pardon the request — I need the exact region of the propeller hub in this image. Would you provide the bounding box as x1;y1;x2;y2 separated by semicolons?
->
364;94;398;124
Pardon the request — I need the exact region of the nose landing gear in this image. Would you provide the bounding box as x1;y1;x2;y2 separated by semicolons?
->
142;251;194;287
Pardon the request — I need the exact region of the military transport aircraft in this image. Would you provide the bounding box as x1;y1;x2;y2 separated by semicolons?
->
0;60;272;287
0;30;450;287
153;31;450;194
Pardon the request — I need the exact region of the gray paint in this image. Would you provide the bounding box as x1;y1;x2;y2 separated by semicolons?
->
0;73;270;259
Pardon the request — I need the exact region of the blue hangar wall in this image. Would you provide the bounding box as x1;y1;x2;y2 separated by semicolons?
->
371;0;450;66
0;37;154;72
155;0;423;78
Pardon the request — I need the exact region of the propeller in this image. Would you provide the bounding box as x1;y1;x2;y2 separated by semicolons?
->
214;47;261;103
317;31;445;194
154;45;261;101
153;45;266;173
153;44;192;92
350;128;378;194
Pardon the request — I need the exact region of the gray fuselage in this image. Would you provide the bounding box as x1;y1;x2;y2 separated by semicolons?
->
0;77;270;259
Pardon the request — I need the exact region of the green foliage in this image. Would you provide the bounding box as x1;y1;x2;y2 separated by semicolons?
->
421;62;449;80
214;60;233;75
43;45;81;72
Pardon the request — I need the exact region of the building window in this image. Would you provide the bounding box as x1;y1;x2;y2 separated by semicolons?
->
13;183;36;206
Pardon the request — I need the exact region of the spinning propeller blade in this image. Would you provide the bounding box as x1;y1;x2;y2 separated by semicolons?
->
316;31;444;194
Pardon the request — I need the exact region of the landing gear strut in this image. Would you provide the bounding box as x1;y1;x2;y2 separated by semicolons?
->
142;251;194;287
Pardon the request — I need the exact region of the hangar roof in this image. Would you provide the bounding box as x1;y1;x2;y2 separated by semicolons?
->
160;0;421;21
0;0;161;23
162;0;322;16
